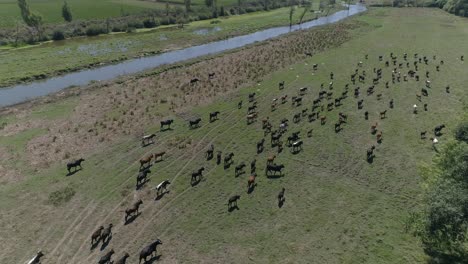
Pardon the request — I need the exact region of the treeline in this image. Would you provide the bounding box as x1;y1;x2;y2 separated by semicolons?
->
428;0;468;17
0;0;304;46
409;119;468;262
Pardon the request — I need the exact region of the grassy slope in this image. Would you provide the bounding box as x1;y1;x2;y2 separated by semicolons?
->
0;7;467;264
0;4;329;87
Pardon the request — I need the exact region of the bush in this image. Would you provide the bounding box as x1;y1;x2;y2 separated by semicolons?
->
454;121;468;143
52;30;65;41
86;26;106;36
143;19;158;28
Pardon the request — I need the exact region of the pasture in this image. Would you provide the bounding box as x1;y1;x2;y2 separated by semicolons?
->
0;6;467;264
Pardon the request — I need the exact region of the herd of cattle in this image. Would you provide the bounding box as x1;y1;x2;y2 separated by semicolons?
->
29;51;462;264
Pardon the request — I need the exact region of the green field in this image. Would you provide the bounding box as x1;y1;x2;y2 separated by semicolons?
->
0;6;467;264
0;4;334;87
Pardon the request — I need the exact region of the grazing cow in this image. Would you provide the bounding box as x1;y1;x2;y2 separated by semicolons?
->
267;155;276;165
279;81;285;90
335;123;341;133
191;167;205;183
293;113;301;123
115;253;130;264
247;113;258;124
235;162;246;177
313;64;318;70
327;102;334;111
248;92;256;102
330;72;334;79
208;72;215;79
101;224;113;244
238;100;243;109
139;239;162;264
461;55;464;61
155;180;171;197
446;85;450;93
67;158;85;174
421;88;428;96
189;118;202;128
216;151;222;165
209;111;220;122
389;99;394;109
266;164;285;176
125;200;143;223
292;97;303;107
139;155;153;170
420;131;427;139
247;105;257;114
380;110;387;119
320;116;327;125
434;124;445;136
271;132;282;146
377;131;383;143
136;169;151;187
27;251;44;264
206;144;214;160
160;119;173;130
307;129;313;138
247;174;256;191
278;188;285;205
299;87;308;95
367;146;376;160
371;122;378;134
358;99;364;109
98;249;115;264
141;134;156;147
292;140;303;153
257;138;265;153
228;195;241;210
250;159;257;174
91;226;104;245
153;151;166;162
224;153;234;167
305;52;312;57
190;78;200;84
339;112;347;122
424;103;428;111
364;111;369;120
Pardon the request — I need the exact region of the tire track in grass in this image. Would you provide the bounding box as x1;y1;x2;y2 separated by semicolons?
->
70;105;243;263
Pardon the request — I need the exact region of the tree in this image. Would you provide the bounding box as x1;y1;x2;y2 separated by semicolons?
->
62;1;72;22
184;0;191;12
165;1;170;16
205;0;213;7
289;5;295;27
17;0;43;40
299;1;311;24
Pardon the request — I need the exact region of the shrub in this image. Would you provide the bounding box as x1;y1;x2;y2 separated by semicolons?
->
454;121;468;143
52;30;65;41
86;26;106;36
143;19;157;28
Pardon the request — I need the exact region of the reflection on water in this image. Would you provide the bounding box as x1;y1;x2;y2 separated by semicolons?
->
0;4;366;107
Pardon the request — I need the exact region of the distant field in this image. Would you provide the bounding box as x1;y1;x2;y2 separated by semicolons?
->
0;0;290;28
0;0;175;27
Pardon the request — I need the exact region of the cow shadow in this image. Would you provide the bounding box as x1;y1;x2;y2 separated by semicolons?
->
367;155;375;164
136;179;150;190
228;205;239;212
155;190;169;201
124;212;141;226
100;237;112;251
247;184;257;194
141;142;154;148
144;255;162;264
191;178;201;187
266;174;284;179
139;164;153;172
90;241;100;251
66;169;81;177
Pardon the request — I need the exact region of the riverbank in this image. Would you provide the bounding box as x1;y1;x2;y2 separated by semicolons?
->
0;5;343;88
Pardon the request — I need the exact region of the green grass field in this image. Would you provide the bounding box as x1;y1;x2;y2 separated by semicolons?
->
0;6;467;264
0;0;173;27
0;4;333;87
